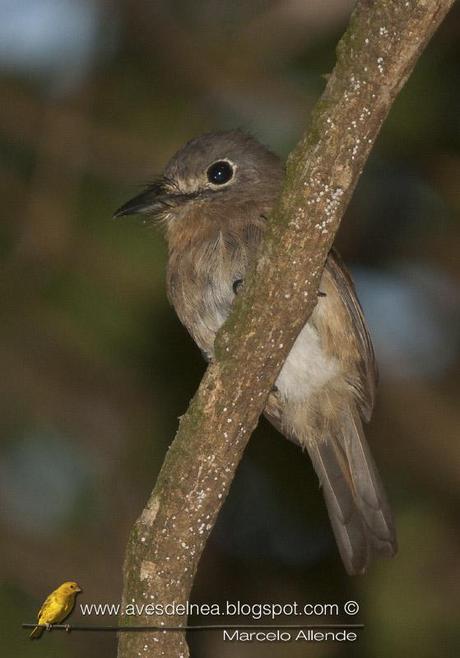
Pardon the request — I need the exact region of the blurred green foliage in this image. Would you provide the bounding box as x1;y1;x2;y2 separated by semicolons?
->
0;1;459;656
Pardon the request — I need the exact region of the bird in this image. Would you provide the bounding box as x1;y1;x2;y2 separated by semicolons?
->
115;130;397;575
30;581;82;639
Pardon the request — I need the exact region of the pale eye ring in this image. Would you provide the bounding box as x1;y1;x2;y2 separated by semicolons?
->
207;160;234;185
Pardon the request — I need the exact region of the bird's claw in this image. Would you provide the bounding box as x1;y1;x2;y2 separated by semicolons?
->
233;279;244;295
65;624;71;633
45;623;52;632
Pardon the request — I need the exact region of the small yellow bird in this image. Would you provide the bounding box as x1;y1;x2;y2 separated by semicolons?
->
30;581;82;639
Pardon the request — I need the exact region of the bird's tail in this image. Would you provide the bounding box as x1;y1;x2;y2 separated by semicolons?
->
30;625;44;640
306;405;397;575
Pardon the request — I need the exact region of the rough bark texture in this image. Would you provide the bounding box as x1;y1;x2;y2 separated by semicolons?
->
118;1;454;656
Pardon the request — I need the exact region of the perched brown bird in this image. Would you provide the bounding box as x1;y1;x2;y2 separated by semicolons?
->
115;130;397;574
30;581;82;639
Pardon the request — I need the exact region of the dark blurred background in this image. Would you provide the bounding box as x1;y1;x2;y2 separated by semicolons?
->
1;1;459;656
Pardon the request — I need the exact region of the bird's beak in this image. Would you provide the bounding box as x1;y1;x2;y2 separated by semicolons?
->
76;586;83;593
113;180;171;218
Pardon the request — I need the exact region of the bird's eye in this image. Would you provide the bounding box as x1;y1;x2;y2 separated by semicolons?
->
207;160;234;185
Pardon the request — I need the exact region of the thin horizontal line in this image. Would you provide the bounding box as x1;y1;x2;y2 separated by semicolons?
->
22;623;364;633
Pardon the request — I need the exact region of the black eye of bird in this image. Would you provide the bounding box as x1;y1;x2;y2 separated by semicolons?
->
207;160;234;185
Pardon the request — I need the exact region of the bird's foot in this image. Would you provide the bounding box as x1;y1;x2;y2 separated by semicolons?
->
201;349;213;363
65;624;71;633
233;279;244;295
45;623;52;632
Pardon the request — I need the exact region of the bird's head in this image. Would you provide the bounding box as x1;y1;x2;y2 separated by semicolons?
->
114;131;283;233
58;581;83;595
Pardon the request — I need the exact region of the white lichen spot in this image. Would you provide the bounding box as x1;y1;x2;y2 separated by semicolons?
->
350;74;362;92
140;560;157;581
358;107;371;122
139;496;160;527
196;489;206;503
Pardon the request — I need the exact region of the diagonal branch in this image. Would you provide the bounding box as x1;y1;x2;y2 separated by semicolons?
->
118;2;454;656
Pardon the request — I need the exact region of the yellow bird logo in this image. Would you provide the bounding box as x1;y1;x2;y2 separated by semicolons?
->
30;581;82;639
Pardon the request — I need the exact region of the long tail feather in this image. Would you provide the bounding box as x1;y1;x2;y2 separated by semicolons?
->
29;625;44;640
306;407;397;574
342;408;396;557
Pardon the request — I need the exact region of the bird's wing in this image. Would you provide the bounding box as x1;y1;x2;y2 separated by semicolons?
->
263;249;395;574
37;593;57;623
324;248;377;421
265;249;377;425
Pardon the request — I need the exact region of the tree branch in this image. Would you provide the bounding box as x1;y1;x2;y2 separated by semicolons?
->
118;2;454;656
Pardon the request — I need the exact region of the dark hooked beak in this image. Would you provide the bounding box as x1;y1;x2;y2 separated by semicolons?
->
113;180;171;218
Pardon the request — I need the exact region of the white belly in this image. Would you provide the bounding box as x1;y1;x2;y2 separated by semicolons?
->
275;322;339;402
